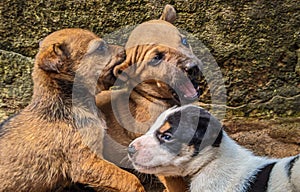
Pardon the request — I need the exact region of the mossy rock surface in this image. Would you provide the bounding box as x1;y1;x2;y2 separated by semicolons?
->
0;50;33;120
1;0;299;157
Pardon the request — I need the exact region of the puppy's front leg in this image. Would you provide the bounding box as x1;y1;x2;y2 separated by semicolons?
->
158;176;189;192
69;149;145;192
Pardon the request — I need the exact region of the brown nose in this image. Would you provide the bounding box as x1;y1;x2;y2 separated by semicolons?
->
128;144;137;157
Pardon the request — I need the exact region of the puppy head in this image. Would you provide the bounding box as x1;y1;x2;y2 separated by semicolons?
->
35;28;124;92
36;28;97;73
111;5;202;102
128;104;223;176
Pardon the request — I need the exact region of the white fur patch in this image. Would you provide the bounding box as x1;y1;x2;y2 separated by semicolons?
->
130;105;300;192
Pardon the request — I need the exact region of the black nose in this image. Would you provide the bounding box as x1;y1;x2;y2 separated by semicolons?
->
185;64;201;77
128;144;137;157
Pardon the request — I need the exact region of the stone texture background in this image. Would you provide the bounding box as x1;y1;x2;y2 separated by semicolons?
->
1;0;299;157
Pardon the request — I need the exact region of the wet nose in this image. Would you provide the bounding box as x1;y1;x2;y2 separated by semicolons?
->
184;58;203;73
128;144;137;157
184;62;197;71
185;64;201;77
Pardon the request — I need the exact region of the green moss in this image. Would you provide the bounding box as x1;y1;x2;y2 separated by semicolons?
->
0;50;33;120
1;0;299;120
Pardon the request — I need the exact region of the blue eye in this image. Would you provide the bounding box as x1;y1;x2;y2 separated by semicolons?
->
160;132;173;141
181;37;189;47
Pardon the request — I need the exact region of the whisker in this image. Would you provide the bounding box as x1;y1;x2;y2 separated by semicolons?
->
120;156;132;167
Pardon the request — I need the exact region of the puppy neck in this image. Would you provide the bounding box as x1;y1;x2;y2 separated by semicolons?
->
28;67;97;123
133;82;179;106
188;132;267;191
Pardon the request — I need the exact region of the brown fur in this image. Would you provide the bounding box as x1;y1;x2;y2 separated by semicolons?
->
97;5;200;192
0;28;144;192
157;176;189;192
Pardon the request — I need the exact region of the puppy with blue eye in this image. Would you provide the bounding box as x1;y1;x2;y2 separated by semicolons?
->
110;4;202;103
96;4;202;192
128;104;300;192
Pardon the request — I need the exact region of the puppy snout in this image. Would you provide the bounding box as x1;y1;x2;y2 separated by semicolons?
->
109;45;126;64
184;63;202;77
184;62;197;71
128;144;137;157
117;48;126;59
110;45;125;55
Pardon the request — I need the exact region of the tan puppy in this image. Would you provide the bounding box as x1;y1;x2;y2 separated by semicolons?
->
97;5;201;192
0;28;144;192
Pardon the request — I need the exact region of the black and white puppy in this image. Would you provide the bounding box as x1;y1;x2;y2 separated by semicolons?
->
128;104;300;192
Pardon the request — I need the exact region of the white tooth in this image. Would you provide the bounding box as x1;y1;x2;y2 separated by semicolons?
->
157;82;161;88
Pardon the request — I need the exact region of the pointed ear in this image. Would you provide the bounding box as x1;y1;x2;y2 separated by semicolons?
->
159;4;176;24
38;44;67;73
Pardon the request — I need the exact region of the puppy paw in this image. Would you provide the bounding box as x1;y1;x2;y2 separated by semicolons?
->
126;176;145;192
131;182;145;192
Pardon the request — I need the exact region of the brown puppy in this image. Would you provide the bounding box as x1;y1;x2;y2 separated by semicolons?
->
0;28;144;192
97;5;201;192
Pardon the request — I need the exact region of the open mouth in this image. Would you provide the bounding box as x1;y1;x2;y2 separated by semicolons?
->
100;55;203;104
172;65;202;102
177;80;199;100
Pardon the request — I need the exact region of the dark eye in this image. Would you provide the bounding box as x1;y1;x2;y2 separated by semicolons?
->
160;132;173;141
148;53;164;66
181;37;189;47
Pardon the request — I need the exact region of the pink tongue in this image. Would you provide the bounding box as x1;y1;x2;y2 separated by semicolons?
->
178;81;198;99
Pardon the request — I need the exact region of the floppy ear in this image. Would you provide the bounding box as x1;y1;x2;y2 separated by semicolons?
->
159;4;176;24
38;43;67;73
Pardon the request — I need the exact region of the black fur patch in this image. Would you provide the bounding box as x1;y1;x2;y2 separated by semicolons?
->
160;106;223;157
167;110;181;127
212;127;223;147
187;109;210;156
286;155;299;178
246;162;276;192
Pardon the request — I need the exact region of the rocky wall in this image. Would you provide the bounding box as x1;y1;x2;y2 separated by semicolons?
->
1;0;299;157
